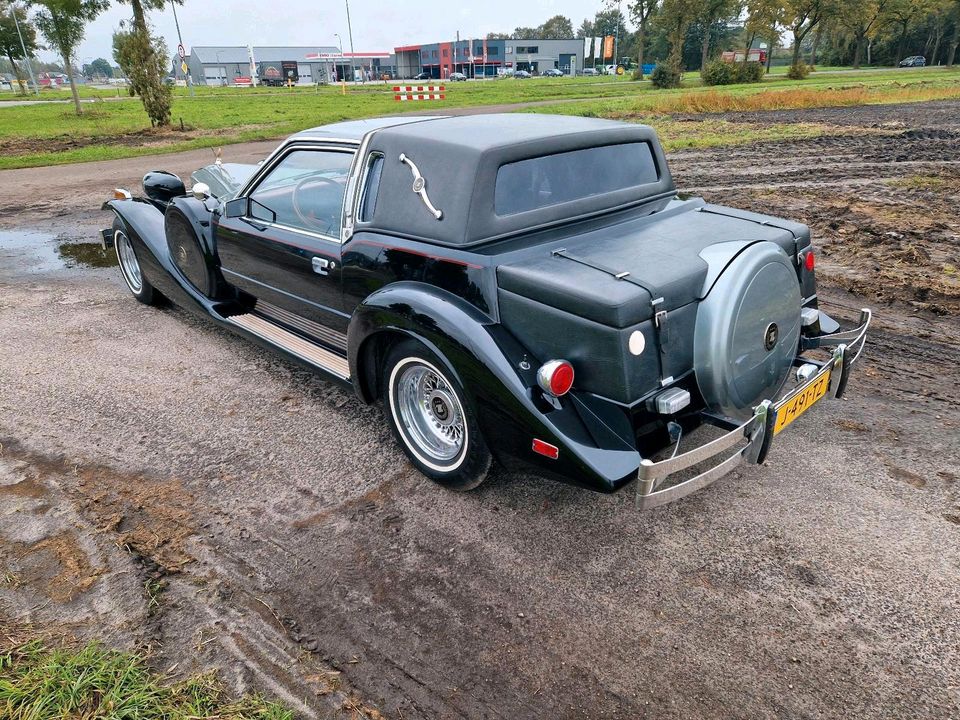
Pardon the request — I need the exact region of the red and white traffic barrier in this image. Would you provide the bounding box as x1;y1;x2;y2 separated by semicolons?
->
393;85;445;101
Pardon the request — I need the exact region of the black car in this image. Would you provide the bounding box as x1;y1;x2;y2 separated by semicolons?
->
543;68;564;77
102;114;870;508
413;71;431;80
898;56;926;67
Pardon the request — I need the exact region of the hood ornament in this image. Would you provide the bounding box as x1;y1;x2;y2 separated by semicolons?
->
398;153;443;220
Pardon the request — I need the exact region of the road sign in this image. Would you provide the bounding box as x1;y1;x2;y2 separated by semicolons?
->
181;61;188;74
177;44;185;59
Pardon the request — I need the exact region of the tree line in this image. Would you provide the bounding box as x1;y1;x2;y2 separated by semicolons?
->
489;1;960;86
1;0;175;125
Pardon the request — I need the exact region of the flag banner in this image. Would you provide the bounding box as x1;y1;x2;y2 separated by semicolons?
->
603;35;614;60
583;37;590;62
482;38;488;63
593;36;602;59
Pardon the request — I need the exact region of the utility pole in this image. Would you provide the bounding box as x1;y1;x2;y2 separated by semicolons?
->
169;1;193;95
344;0;356;81
613;0;621;76
10;3;39;96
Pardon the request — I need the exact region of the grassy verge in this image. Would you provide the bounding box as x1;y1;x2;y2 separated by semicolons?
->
0;630;291;720
532;69;960;117
0;66;955;170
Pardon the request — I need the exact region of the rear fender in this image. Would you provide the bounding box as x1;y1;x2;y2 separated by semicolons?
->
348;281;641;491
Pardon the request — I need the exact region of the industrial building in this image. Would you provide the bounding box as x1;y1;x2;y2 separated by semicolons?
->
394;38;584;79
172;46;395;86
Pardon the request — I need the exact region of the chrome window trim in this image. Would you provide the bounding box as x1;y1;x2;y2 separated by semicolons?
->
341;129;377;243
355;151;385;225
238;141;359;243
234;138;360;200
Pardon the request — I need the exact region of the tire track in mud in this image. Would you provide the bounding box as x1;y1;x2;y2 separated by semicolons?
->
0;438;391;719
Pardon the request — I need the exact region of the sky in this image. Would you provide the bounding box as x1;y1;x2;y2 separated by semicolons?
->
35;0;623;65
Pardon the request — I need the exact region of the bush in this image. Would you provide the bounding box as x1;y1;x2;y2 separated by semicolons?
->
702;59;736;86
735;61;765;83
787;62;810;79
650;61;682;89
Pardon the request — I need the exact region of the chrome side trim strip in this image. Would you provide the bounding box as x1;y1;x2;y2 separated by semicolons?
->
254;300;348;352
227;312;350;379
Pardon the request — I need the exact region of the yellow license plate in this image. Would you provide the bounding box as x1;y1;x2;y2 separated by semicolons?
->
774;370;831;435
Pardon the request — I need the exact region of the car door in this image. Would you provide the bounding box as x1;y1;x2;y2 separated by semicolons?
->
216;143;356;334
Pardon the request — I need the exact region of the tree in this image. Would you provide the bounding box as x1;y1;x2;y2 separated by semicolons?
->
116;0;178;126
512;26;538;39
576;18;594;38
658;0;701;67
85;55;110;77
486;32;510;39
539;14;574;38
697;0;742;69
628;0;660;78
743;0;784;69
784;0;828;66
837;0;889;67
0;1;37;93
32;0;108;114
947;0;960;66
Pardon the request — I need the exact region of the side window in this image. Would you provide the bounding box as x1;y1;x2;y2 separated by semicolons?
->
249;149;354;237
357;153;384;223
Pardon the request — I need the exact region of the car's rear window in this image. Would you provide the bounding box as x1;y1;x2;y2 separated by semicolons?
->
494;142;659;216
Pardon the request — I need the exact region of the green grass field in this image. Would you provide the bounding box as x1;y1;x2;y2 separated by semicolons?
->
0;66;956;170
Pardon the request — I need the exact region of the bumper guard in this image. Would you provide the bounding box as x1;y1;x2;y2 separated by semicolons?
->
636;308;871;509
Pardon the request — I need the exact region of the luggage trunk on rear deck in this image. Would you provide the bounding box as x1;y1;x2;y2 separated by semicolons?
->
495;197;811;406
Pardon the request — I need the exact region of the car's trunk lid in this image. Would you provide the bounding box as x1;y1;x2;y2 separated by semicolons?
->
496;198;807;328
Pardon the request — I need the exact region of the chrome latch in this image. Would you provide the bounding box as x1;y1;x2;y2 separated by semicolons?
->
312;257;334;275
398;153;443;220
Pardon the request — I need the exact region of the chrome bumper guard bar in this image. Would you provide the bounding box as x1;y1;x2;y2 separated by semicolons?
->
636;308;872;510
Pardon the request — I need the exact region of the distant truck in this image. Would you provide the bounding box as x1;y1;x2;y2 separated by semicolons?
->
721;49;768;64
258;60;299;87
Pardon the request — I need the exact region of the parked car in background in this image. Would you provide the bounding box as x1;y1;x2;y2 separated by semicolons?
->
449;72;467;82
898;56;926;67
514;70;531;79
543;68;564;77
101;114;870;509
414;71;431;80
581;68;600;76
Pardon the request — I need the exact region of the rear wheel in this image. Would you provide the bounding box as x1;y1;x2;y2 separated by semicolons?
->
113;219;160;305
383;339;492;491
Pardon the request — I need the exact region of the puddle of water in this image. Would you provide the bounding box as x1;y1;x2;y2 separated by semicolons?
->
0;229;117;274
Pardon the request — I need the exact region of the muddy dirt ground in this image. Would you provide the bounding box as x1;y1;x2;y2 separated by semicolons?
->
0;100;957;719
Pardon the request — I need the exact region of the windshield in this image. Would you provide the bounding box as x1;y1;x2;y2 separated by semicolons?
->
494;142;659;216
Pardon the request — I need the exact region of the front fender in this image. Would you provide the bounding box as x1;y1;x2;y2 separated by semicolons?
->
348;281;641;492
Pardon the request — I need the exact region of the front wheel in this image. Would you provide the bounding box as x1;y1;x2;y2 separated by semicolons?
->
384;339;492;491
113;219;161;305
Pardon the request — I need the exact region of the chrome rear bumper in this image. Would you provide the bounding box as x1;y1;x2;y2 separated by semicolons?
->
636;308;871;509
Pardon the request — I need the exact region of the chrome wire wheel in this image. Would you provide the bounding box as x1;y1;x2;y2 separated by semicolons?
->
390;358;467;471
115;230;143;293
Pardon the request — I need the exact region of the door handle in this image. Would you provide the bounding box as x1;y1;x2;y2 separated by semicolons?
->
312;257;335;275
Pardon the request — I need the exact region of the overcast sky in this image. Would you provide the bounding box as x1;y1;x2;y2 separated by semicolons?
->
37;0;621;65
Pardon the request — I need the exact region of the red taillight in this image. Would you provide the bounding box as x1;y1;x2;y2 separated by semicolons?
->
532;438;559;459
804;250;815;271
537;359;574;397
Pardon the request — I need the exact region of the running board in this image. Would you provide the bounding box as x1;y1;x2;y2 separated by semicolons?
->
226;312;350;380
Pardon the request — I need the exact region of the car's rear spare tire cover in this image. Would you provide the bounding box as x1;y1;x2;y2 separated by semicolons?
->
165;206;212;296
694;241;802;420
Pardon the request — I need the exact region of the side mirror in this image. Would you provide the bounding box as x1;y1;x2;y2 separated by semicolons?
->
192;182;211;200
224;197;247;218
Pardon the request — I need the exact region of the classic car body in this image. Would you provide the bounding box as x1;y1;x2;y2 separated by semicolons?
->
102;113;870;508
